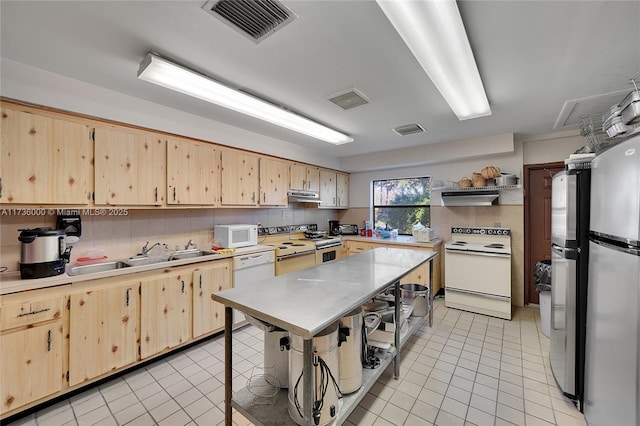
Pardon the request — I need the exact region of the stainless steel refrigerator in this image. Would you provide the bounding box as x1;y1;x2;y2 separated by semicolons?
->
550;161;591;409
584;134;640;425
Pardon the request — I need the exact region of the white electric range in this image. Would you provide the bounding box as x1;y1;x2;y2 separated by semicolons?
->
444;226;512;319
259;224;343;275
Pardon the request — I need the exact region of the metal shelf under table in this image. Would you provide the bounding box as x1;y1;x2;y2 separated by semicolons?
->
231;315;425;425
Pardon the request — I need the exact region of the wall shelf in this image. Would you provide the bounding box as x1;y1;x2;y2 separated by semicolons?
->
431;184;520;192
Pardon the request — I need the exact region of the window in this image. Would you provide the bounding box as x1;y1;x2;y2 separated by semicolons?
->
372;177;431;235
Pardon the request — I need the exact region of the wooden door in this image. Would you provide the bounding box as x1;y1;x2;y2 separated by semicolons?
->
220;149;259;206
140;271;192;358
336;173;349;207
259;157;289;206
94;127;166;205
68;282;139;386
193;259;232;338
167;138;218;205
0;106;92;204
524;162;564;304
319;170;337;207
1;323;63;415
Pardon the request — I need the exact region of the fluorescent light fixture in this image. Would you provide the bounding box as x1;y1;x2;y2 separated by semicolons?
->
376;0;491;120
137;53;353;145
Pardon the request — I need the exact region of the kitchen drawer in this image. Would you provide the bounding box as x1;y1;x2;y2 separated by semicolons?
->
346;241;375;253
1;297;64;330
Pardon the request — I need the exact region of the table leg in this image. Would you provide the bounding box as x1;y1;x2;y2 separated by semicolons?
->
224;306;232;426
303;338;314;426
394;279;400;379
429;259;434;327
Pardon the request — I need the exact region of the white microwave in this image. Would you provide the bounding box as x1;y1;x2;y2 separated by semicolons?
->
215;224;258;248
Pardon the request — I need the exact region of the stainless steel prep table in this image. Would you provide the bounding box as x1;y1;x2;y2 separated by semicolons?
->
213;247;437;426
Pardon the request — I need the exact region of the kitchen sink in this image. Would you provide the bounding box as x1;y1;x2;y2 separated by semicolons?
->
126;255;170;267
170;249;216;260
67;261;131;276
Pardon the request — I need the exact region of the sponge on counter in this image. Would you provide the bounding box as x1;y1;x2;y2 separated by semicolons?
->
212;247;236;254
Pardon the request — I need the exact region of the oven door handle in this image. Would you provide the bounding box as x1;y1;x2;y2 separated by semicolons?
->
445;249;511;258
276;251;314;261
446;287;511;301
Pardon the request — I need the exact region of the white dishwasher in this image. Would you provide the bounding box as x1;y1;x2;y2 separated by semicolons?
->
233;250;275;327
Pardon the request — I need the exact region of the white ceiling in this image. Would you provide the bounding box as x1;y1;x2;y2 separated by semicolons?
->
1;1;639;159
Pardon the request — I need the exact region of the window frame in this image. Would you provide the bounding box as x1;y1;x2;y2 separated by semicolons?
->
370;176;431;235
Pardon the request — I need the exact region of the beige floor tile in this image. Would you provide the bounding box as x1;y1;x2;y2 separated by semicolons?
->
379;401;409;425
466;406;496;426
496;402;525;425
389;390;416;412
435;409;465;426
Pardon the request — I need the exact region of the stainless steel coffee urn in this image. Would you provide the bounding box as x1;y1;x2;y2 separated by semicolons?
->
18;227;72;279
338;307;364;394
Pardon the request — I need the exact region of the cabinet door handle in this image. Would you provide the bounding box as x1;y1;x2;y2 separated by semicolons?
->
252;192;256;202
126;288;131;306
154;187;158;202
263;192;266;202
181;280;185;293
302;179;306;189
173;187;176;202
199;275;202;289
47;329;52;352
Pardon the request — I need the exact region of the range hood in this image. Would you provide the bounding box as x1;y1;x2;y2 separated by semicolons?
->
440;190;499;207
287;190;321;204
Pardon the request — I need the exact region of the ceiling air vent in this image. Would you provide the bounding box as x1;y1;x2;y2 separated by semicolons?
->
328;88;371;110
393;123;425;136
202;0;297;43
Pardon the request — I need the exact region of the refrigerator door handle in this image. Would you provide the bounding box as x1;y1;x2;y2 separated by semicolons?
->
551;243;579;259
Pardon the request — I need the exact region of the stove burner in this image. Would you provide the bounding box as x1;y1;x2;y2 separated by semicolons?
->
485;243;505;249
450;241;467;245
281;242;293;245
278;246;289;249
291;243;306;247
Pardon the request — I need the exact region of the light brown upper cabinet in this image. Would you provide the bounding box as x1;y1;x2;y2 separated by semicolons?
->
94;126;166;206
319;169;337;207
220;148;259;206
167;138;218;206
290;163;320;193
0;105;93;205
336;172;349;208
259;157;290;207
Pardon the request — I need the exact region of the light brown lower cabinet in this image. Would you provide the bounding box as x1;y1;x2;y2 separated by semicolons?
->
344;239;442;295
140;269;193;359
193;259;232;338
68;281;140;386
1;323;64;416
0;258;235;420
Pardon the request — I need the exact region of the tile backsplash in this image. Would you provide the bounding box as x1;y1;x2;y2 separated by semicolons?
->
0;207;337;273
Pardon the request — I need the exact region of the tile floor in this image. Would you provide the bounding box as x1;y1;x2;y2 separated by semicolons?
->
5;300;587;426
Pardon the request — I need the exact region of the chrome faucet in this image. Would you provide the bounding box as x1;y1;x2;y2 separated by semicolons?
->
140;241;162;256
184;239;196;250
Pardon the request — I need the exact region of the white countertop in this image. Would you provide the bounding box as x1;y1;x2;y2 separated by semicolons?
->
213;247;437;339
0;245;275;295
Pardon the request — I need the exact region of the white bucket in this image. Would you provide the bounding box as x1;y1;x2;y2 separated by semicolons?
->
288;322;340;426
539;291;551;337
339;308;363;394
